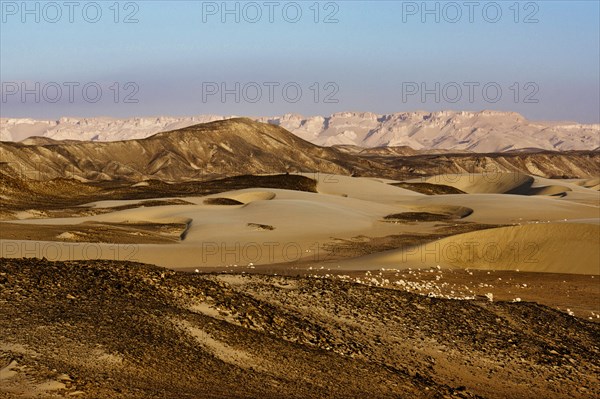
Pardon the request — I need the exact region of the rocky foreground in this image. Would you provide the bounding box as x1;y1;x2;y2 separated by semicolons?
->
1;258;599;399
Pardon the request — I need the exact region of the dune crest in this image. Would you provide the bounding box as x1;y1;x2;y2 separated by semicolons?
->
218;191;276;204
424;173;533;194
346;223;599;274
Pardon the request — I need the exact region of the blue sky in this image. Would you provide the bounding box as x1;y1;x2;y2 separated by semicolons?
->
1;0;599;122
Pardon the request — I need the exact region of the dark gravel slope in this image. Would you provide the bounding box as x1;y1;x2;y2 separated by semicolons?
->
1;258;598;399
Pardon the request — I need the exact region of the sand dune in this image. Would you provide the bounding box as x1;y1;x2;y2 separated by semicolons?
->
1;173;598;273
522;185;571;196
1;184;415;267
573;177;600;190
559;177;600;191
409;193;599;225
403;204;473;219
424;172;533;194
339;223;599;274
422;173;600;200
302;173;422;203
218;191;276;204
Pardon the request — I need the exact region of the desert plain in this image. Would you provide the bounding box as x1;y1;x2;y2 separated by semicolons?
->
0;118;599;398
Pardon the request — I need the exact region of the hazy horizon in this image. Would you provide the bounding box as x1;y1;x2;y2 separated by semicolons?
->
1;108;599;126
1;1;599;123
